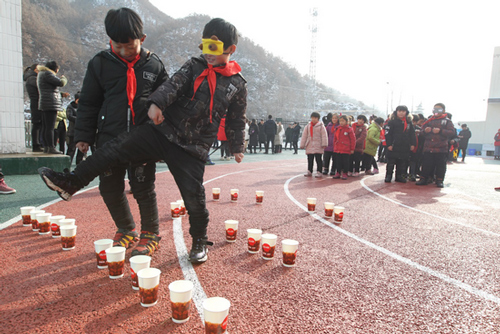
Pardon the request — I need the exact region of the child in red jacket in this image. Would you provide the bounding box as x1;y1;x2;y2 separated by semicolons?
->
332;115;355;180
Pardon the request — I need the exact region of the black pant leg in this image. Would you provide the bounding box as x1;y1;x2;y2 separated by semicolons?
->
41;111;57;149
315;153;323;172
128;162;159;234
307;154;314;172
164;143;209;239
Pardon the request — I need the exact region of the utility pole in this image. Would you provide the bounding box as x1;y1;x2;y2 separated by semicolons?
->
309;8;318;112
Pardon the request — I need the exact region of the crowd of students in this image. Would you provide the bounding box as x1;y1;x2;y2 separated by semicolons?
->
299;103;469;188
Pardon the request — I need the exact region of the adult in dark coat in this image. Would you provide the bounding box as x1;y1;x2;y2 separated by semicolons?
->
263;115;277;154
284;123;293;150
258;119;266;151
248;119;259;153
37;61;68;154
384;106;416;183
23;64;43;152
457;124;472;162
292;122;301;154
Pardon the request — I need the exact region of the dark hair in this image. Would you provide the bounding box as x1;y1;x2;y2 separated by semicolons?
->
311;111;321;119
202;18;239;49
268;115;273;119
339;115;349;123
374;117;384;125
434;103;446;111
45;61;59;72
412;114;420;122
74;91;81;100
105;8;144;43
462;123;467;128
395;105;409;114
30;63;38;71
357;115;367;123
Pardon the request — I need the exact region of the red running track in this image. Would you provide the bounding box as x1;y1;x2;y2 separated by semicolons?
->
1;158;500;333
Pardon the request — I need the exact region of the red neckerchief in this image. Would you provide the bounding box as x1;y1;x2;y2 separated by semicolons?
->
110;40;141;125
310;122;316;137
422;113;447;127
192;61;241;123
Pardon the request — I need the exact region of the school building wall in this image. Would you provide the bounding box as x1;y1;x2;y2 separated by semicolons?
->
0;0;25;154
465;46;500;156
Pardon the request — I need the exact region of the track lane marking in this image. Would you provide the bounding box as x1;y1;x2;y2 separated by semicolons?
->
284;174;500;305
360;176;500;237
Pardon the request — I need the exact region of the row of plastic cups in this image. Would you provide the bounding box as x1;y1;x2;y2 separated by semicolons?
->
20;206;78;250
212;188;264;204
94;239;230;330
224;221;299;267
306;199;345;222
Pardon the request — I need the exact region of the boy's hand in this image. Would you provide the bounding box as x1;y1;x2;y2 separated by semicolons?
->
425;127;432;133
76;142;90;154
234;153;244;163
388;146;393;151
410;145;415;151
148;104;164;125
432;127;440;134
350;150;354;154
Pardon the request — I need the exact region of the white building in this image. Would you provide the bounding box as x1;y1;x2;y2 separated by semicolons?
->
0;0;24;154
465;46;500;156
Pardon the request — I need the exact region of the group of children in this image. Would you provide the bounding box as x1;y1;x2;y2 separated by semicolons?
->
300;103;456;188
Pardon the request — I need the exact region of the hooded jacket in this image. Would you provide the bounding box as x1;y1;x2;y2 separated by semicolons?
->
23;68;39;113
36;66;67;112
458;127;472;149
148;55;247;162
364;122;382;157
333;124;356;154
352;122;367;153
299;121;328;154
75;48;169;147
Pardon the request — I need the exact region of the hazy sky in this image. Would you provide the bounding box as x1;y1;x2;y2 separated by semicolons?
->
149;0;500;122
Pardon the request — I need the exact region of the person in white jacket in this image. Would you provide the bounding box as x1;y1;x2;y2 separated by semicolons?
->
300;112;328;177
274;121;285;153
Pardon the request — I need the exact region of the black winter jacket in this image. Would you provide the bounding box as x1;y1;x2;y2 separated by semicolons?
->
264;119;277;136
23;68;39;112
385;116;416;159
37;66;67;112
75;48;168;147
148;55;247;162
66;101;78;137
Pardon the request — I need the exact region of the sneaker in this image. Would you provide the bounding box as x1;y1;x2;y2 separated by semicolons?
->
0;179;16;194
341;173;348;180
416;179;428;186
347;172;353;177
38;167;83;201
113;229;139;248
332;173;341;179
189;236;214;263
385;175;392;183
131;231;161;256
436;180;444;188
409;175;417;182
353;172;359;177
304;171;312;177
315;172;322;178
365;170;374;175
373;169;379;174
205;159;215;165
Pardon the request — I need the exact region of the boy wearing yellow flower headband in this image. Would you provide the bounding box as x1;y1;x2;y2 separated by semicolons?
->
39;18;247;264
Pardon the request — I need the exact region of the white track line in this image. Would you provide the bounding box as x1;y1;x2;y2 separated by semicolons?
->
284;174;500;305
174;163;300;325
360;176;500;237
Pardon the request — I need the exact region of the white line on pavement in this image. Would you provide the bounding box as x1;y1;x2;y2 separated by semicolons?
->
284;174;500;305
360;176;500;237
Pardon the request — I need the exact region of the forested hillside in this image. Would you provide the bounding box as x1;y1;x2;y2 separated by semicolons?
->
22;0;374;120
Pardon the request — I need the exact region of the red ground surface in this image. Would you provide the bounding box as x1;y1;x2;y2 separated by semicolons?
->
1;158;500;333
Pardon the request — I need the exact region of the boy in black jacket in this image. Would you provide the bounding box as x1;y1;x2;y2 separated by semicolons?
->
39;17;247;264
73;8;169;257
